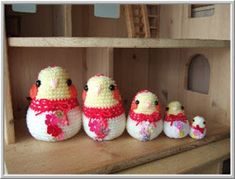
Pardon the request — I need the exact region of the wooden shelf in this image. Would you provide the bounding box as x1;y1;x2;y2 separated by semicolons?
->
5;119;230;174
8;37;230;48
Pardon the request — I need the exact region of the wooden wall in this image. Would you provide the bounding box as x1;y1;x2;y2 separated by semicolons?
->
114;48;230;124
114;49;150;112
5;5;54;37
6;4;229;40
160;4;230;40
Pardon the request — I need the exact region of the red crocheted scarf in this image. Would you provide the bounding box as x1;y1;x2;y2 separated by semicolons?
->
164;112;187;126
83;102;124;119
129;110;162;126
30;98;79;116
191;124;205;134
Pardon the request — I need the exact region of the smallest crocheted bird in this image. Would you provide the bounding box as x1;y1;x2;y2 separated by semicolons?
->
126;90;163;141
163;101;189;139
189;116;206;139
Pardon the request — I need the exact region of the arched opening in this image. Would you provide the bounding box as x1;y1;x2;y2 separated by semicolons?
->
187;54;210;94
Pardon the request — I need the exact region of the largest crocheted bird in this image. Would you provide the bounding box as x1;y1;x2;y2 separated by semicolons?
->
82;74;126;141
26;66;82;142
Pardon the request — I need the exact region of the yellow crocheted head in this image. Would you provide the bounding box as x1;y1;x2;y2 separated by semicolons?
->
83;74;121;108
167;101;184;115
36;66;72;100
131;90;159;115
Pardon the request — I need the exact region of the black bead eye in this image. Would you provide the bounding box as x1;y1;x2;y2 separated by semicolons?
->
155;100;158;105
36;80;41;87
181;106;184;110
109;84;115;91
193;119;195;122
203;121;206;124
67;79;72;86
84;85;88;91
166;107;169;111
135;100;139;104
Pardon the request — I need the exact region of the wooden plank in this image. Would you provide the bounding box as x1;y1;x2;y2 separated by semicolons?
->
72;5;89;37
117;138;230;174
8;37;230;48
114;48;149;112
53;5;72;37
124;5;135;37
85;48;114;79
4;119;229;174
4;30;15;144
148;49;181;110
159;5;184;39
140;5;150;38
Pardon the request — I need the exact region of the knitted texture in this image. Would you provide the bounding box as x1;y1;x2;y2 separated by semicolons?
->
126;90;163;141
83;74;119;108
82;74;126;141
83;113;126;141
36;66;71;100
189;116;206;139
27;107;81;142
163;101;189;139
26;66;82;141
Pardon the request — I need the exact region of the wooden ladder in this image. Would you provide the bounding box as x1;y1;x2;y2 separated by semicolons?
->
124;5;160;38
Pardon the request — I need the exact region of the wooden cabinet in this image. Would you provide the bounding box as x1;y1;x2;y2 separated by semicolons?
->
4;4;231;174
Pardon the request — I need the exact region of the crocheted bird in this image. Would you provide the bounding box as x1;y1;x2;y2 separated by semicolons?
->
126;90;163;141
164;101;189;138
189;116;206;139
82;74;126;141
26;66;82;142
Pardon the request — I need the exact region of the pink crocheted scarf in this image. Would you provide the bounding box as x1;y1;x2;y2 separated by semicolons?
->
129;110;162;127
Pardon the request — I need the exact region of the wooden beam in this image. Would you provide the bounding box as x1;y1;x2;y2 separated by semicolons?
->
8;37;230;48
124;5;135;38
53;5;72;37
140;5;150;38
4;30;15;144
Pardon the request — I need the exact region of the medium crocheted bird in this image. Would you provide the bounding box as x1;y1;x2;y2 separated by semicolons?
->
189;116;206;139
82;74;126;141
163;101;189;138
126;90;163;141
26;66;82;141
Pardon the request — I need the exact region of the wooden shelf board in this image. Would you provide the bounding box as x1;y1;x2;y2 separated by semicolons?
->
8;37;230;48
5;119;230;174
117;138;230;174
